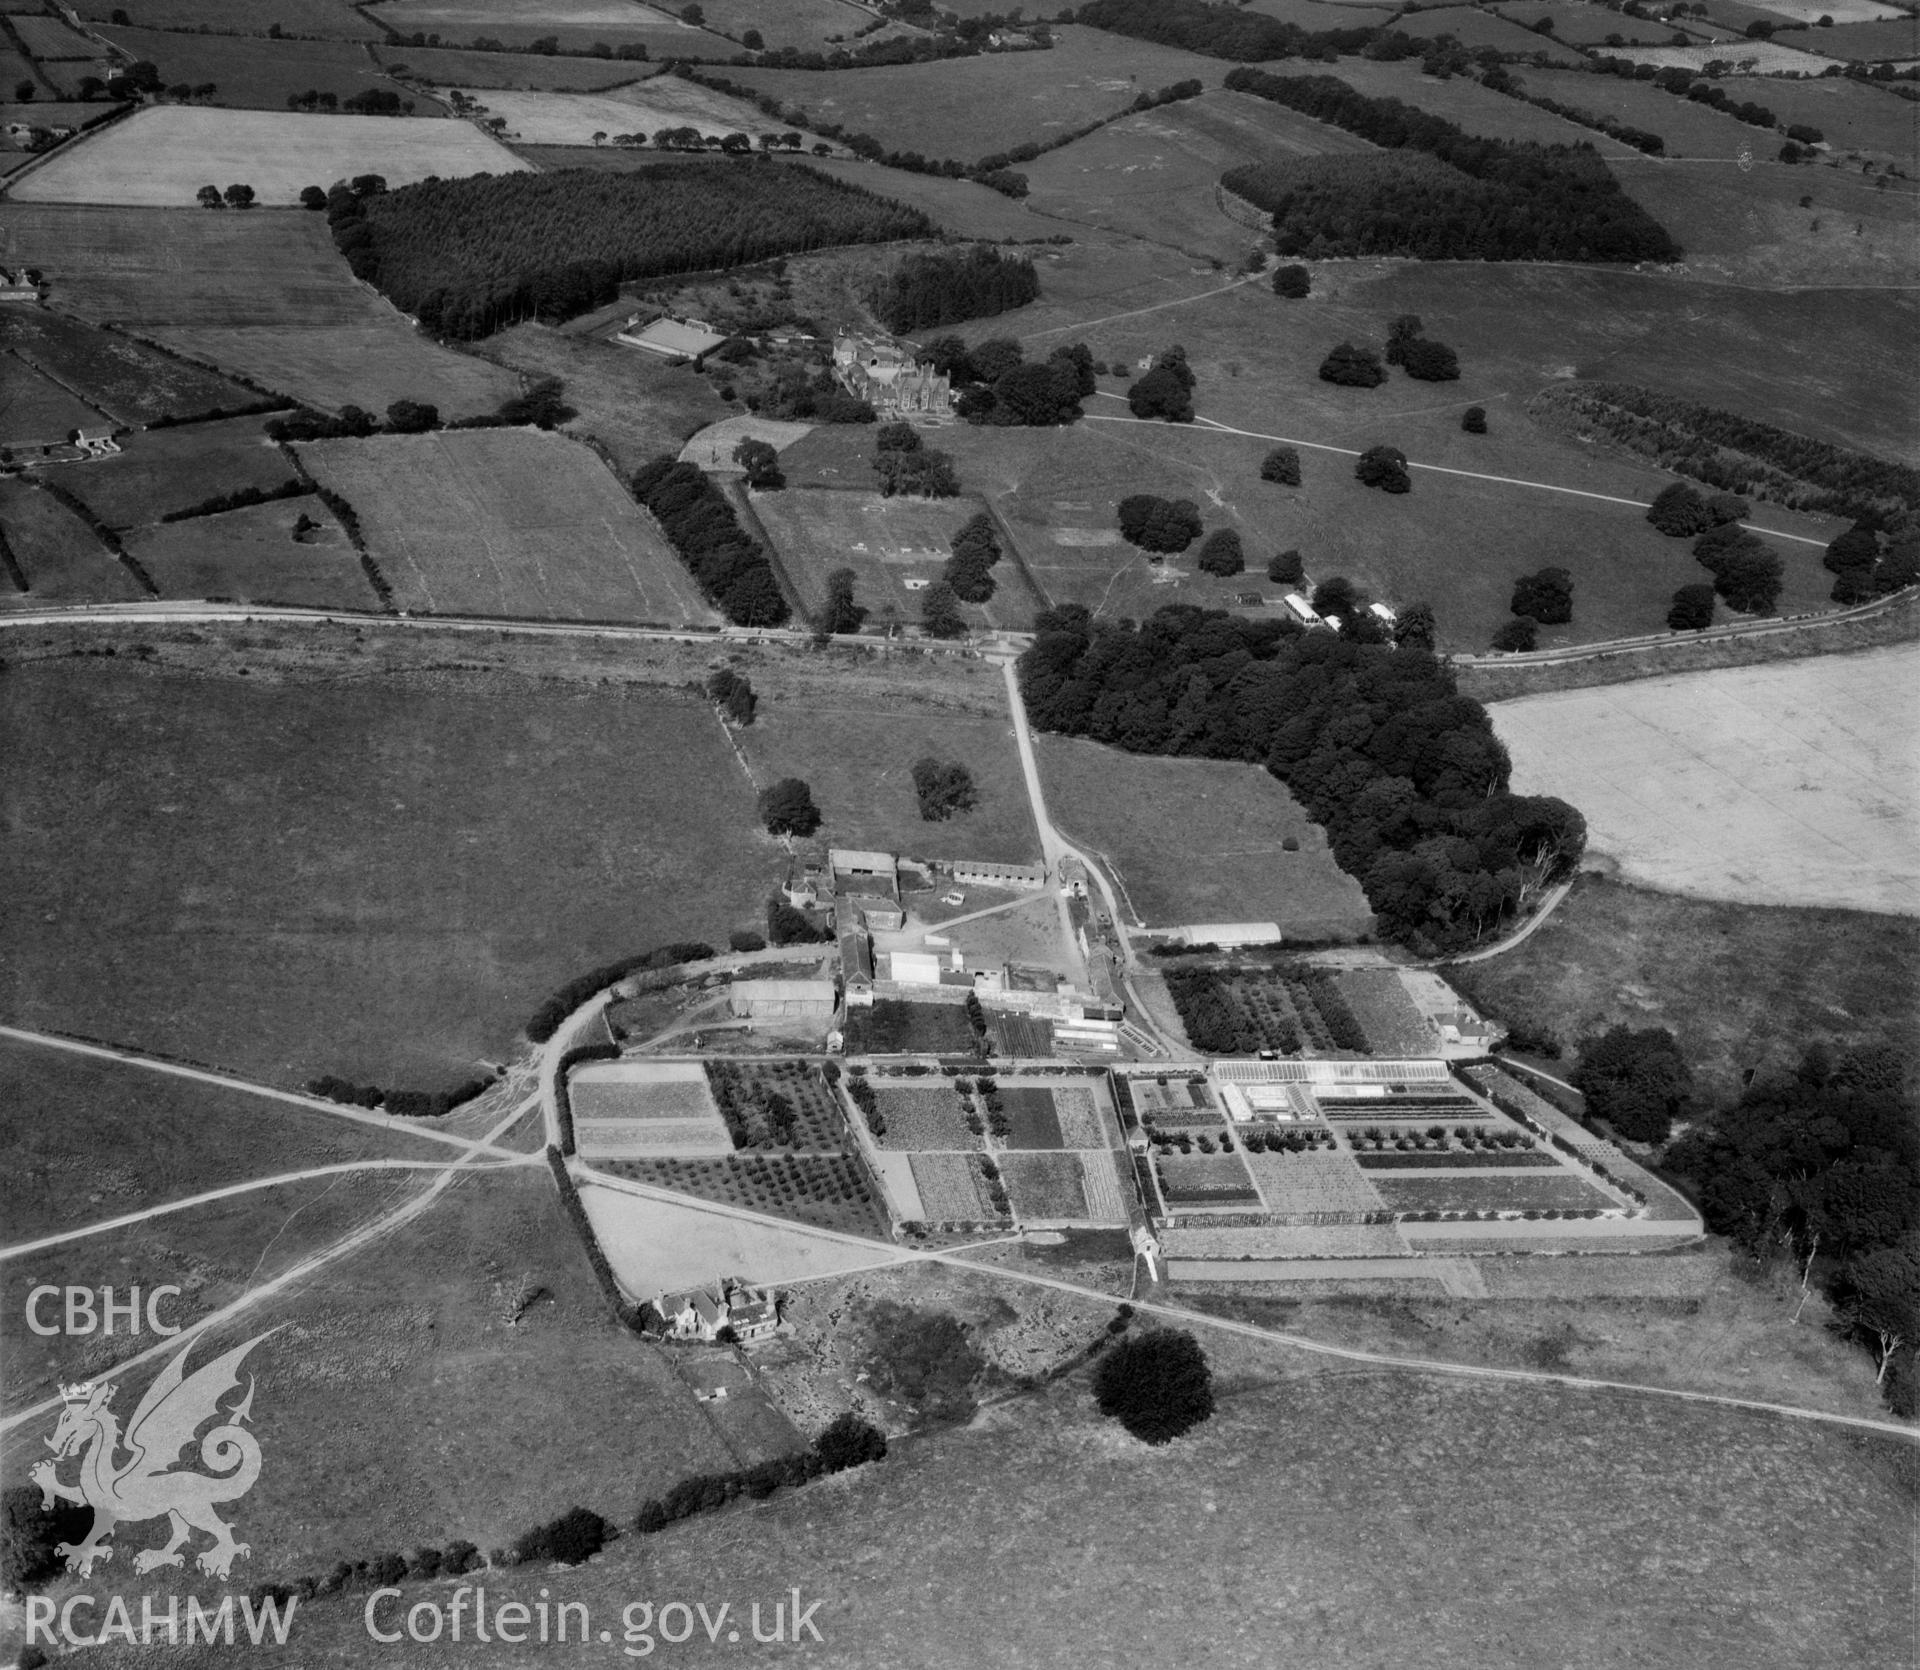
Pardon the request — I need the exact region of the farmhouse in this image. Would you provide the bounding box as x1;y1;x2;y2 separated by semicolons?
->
653;1279;781;1343
831;333;951;417
840;928;875;1006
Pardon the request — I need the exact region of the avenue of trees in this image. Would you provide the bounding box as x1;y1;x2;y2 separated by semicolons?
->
873;245;1039;332
630;456;791;625
331;164;932;340
1221;70;1681;264
1018;604;1587;952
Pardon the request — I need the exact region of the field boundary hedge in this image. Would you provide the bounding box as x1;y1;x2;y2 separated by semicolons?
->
544;1144;647;1329
34;476;157;595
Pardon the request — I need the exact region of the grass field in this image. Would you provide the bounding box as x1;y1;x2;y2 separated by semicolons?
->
0;361;100;444
456;71;827;144
0;1032;455;1241
1036;734;1374;936
128;496;383;608
1;204;394;327
93;26;415;114
726;24;1225;163
1394;5;1590;61
0;475;142;600
684;0;876;49
735;695;1040;866
748;486;1039;632
471;320;729;475
1;307;255;425
0;647;779;1085
1511;62;1793;158
373;40;657;88
296;427;717;621
603;1155;894;1237
156;322;522;418
1606;38;1840;70
62;414;296;527
10;13;94;56
1448;873;1920;1103
74;0;387;36
373;0;722;50
1021;86;1377;260
11;105;530;205
1777;15;1920;55
1494;1;1693;44
1493;642;1920;916
1725;71;1920;159
1243;0;1396;24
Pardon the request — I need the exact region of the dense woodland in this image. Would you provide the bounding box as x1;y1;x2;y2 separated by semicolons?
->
1222;70;1680;264
331;165;932;340
630;457;790;626
873;246;1039;333
1019;607;1586;953
1541;382;1920;532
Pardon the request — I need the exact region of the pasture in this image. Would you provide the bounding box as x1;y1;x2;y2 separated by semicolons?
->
0;1031;453;1243
1493;642;1920;916
10;14;94;56
0;204;387;327
748;485;1040;631
690;0;879;50
73;0;386;36
451;73;819;145
128;496;383;609
373;40;654;87
0;361;99;445
1512;62;1806;157
1393;5;1589;61
1035;734;1375;937
0;307;254;425
735;697;1041;866
1494;1;1691;45
726;23;1226;163
0;644;779;1085
1725;70;1920;157
61;414;295;527
1448;874;1920;1103
0;475;141;600
1605;39;1838;70
9;105;530;206
156;322;523;418
1776;16;1920;56
372;0;721;50
94;26;411;114
296;427;718;622
1243;0;1395;24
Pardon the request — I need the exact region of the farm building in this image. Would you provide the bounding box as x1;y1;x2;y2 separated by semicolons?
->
941;857;1046;889
617;315;728;359
840;929;874;1006
1283;593;1323;628
830;847;905;931
1174;923;1284;948
727;979;837;1023
831;333;951;417
653;1280;780;1343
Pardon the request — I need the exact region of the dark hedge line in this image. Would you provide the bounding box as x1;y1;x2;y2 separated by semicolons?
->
526;941;717;1042
159;479;315;523
630;457;790;626
1221;67;1680;264
305;1073;494;1118
545;1144;646;1329
632;1415;887;1535
35;477;157;595
554;1041;619;1157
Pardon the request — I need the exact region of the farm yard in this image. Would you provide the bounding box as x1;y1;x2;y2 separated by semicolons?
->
1493;643;1920;916
9;106;531;206
0;641;780;1087
295;427;718;622
599;1154;892;1238
125;496;382;609
155;323;523;420
1035;735;1373;936
748;487;1042;633
0;307;256;426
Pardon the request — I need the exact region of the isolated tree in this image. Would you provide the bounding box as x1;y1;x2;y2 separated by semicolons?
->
1461;405;1487;434
1492;616;1539;652
1092;1329;1215;1445
1666;582;1715;631
1646;481;1712;537
1393;600;1436;651
1268;548;1305;585
1127;365;1193;422
1272;263;1310;298
222;182;255;209
196;184;222;208
1510;566;1573;625
1259;447;1301;487
1318;342;1386;388
912;757;977;821
1196;528;1245;577
759;778;821;837
13;79;33;103
1399;337;1460;381
299;185;327;210
920;579;967;638
820;567;866;635
1354;445;1410;493
732;437;783;489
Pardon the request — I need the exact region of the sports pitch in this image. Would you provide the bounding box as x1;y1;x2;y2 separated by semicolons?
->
1493;642;1920;915
10;106;531;206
